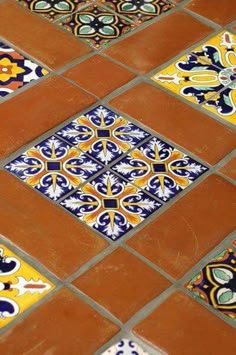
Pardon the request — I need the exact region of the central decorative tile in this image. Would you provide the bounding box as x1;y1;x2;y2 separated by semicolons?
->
5;136;103;201
111;137;208;202
60;171;161;240
56;4;136;49
0;244;54;328
151;31;236;125
186;245;236;321
56;105;150;165
102;339;149;354
0;41;48;98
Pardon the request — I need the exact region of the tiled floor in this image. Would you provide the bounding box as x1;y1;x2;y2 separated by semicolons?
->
0;0;235;354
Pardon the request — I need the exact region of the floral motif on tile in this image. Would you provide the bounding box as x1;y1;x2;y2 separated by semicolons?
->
60;171;161;240
56;105;150;165
186;247;236;320
57;4;135;48
151;31;236;125
99;0;174;24
16;0;88;21
102;339;149;354
0;244;54;328
111;137;207;202
0;41;48;98
5;136;102;201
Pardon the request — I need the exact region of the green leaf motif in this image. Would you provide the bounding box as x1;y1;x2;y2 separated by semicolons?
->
99;15;114;24
79;15;94;24
213;268;231;282
219;290;234;304
213;51;220;63
141;4;156;13
100;26;115;36
223;94;233;107
55;2;71;11
121;3;136;12
79;25;95;35
34;1;51;10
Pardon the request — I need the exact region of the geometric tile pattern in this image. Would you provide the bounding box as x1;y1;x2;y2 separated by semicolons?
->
101;339;149;354
5;136;103;200
57;4;136;49
186;246;236;321
60;170;162;240
57;105;150;165
112;137;208;202
0;244;54;328
0;41;48;98
151;31;236;125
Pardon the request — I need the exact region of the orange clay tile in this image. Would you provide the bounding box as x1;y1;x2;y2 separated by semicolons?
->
134;291;235;354
0;76;95;159
104;11;213;74
127;175;236;279
74;247;171;322
0;288;120;354
219;156;236;181
110;83;236;165
63;55;136;98
0;171;108;278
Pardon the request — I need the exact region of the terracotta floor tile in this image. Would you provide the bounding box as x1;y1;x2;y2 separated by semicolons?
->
0;76;95;159
104;11;213;74
134;291;235;355
0;171;108;278
127;175;236;279
0;1;91;70
73;248;171;322
63;55;136;98
0;288;119;355
219;156;236;181
186;0;236;26
110;83;236;165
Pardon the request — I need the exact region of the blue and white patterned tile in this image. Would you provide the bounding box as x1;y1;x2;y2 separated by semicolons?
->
56;105;150;165
101;339;149;354
5;136;103;201
111;137;208;202
60;171;161;240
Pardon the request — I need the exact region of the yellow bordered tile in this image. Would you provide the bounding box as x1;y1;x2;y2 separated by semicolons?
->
0;244;55;328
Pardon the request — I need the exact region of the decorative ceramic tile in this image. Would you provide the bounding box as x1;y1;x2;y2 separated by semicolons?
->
60;171;161;240
5;136;103;201
16;0;89;21
0;244;54;328
111;137;208;202
56;105;150;165
151;31;236;125
98;0;174;24
57;4;136;49
186;247;236;320
0;41;48;98
102;339;149;354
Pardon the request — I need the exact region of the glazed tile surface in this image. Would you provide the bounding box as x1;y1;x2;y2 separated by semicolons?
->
186;246;236;320
0;244;54;328
111;137;208;202
0;41;48;98
60;170;161;240
151;31;236;124
98;0;174;24
56;105;150;165
5;136;103;200
57;4;136;48
102;339;149;354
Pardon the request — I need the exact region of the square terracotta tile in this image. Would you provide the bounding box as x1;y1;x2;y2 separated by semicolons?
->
56;105;150;165
0;171;108;278
110;83;236;166
151;31;236;125
0;244;54;328
73;248;171;322
0;288;120;354
63;55;136;98
134;291;235;355
16;0;89;21
104;11;213;74
186;0;236;26
98;0;175;24
57;4;136;49
219;156;236;180
102;339;148;354
60;171;162;240
111;136;208;202
127;175;236;279
186;246;236;321
0;40;48;98
5;135;103;201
